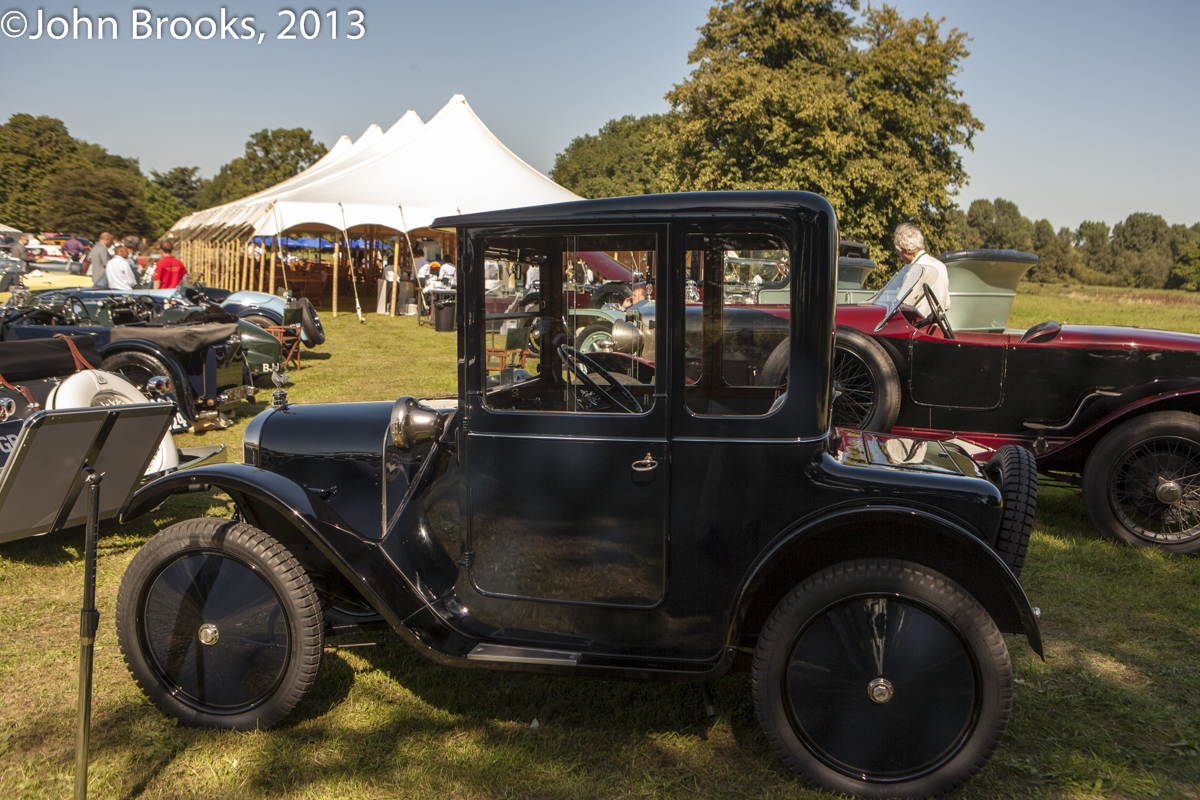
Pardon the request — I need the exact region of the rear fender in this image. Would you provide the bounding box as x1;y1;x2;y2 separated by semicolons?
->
1043;387;1200;465
122;462;426;628
736;504;1043;657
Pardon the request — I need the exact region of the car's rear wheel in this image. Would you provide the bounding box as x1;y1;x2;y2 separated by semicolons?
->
589;281;633;309
1082;411;1200;554
753;559;1012;798
985;445;1038;577
100;350;189;422
759;328;900;431
116;518;324;731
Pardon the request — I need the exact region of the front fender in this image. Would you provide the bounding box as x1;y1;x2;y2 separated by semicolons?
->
123;462;318;523
735;504;1043;658
122;462;427;628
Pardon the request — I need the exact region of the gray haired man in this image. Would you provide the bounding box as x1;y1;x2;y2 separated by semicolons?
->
893;222;950;316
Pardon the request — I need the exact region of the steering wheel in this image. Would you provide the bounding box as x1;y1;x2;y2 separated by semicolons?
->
558;344;643;414
920;283;955;340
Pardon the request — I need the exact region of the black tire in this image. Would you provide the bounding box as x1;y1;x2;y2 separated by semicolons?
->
576;322;614;353
115;518;324;731
1081;411;1200;554
589;281;633;309
297;297;325;347
985;445;1038;576
100;350;190;422
241;313;275;329
759;328;901;431
753;559;1012;798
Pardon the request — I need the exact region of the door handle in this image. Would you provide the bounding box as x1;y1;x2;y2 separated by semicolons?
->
632;453;658;472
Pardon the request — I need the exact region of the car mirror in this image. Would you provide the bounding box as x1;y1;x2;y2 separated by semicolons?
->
389;396;445;451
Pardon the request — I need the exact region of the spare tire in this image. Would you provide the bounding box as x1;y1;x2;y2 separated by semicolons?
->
297;297;325;347
985;445;1038;577
46;370;179;474
589;281;633;309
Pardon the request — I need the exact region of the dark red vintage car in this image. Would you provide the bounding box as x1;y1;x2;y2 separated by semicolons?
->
808;251;1200;555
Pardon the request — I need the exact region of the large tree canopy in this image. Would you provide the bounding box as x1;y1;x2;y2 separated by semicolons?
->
195;127;327;208
0;114;90;230
551;114;665;199
659;0;981;263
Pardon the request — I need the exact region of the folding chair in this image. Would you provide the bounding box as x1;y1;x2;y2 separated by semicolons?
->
485;325;531;372
265;326;302;371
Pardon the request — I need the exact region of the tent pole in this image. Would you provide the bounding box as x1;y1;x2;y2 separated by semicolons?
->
332;235;339;318
391;234;400;317
267;236;275;295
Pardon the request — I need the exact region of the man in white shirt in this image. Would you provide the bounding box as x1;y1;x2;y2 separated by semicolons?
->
438;259;456;288
105;245;139;291
413;247;430;284
893;223;950;316
525;264;540;289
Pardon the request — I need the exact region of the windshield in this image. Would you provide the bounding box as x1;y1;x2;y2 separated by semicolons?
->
870;262;926;330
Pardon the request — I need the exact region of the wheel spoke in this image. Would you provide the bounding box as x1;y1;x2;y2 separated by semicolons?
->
1109;436;1200;543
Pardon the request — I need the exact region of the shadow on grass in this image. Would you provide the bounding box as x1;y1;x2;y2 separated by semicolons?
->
0;490;232;566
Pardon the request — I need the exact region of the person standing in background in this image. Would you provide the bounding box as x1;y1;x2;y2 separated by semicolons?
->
89;232;113;287
153;241;187;289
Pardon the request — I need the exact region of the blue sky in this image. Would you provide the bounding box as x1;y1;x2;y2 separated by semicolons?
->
2;0;1196;231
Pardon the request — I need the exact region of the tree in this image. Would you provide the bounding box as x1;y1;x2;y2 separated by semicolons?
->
660;0;982;267
1074;221;1114;277
151;166;206;210
1111;212;1173;288
551;114;665;199
143;181;189;240
0;114;88;229
196;128;327;208
40;168;152;238
1168;242;1200;291
964;198;1033;251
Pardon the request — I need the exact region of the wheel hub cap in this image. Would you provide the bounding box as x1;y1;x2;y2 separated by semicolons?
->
867;677;894;704
197;623;219;646
1156;478;1183;505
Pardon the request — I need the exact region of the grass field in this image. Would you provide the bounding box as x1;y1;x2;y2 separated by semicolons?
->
1;287;1198;800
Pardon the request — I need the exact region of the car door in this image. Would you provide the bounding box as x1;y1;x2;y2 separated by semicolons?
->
463;228;669;608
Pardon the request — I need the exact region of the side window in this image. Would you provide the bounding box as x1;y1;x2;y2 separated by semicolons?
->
481;231;657;414
683;231;790;417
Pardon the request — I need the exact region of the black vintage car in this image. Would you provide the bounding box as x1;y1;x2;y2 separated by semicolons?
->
1;293;258;432
116;191;1041;799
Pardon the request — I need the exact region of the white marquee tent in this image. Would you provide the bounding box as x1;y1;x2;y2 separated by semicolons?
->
168;94;580;241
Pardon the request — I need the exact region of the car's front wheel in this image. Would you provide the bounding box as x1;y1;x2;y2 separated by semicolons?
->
1082;411;1200;554
753;559;1012;799
115;518;324;731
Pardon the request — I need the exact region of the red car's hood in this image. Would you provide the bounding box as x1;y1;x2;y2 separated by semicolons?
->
1052;324;1200;352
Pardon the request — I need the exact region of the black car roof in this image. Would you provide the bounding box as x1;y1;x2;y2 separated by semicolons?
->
431;190;834;230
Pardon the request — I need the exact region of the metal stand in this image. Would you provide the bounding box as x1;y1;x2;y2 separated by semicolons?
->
0;404;173;800
74;470;102;800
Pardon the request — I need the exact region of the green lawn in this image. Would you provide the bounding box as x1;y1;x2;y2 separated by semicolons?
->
1;289;1198;799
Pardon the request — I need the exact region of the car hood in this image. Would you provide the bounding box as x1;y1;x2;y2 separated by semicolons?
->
1050;324;1200;352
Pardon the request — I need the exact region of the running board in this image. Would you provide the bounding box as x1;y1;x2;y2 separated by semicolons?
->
467;643;582;665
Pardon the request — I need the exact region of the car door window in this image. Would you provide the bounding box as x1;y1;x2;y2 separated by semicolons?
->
481;232;657;415
683;232;791;417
